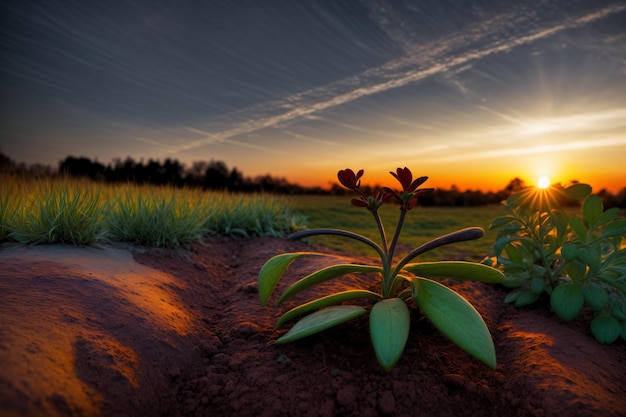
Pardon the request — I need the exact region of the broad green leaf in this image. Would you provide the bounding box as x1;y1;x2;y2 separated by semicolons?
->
411;277;497;369
369;298;410;371
504;289;522;304
403;261;505;284
489;215;519;230
577;246;601;272
564;183;592;200
551;283;584;322
598;220;626;239
276;290;381;328
504;244;525;265
531;276;545;293
513;289;541;307
582;284;608;311
564;260;587;280
569;217;588;241
597;207;619;226
277;264;382;304
494;236;536;258
561;243;579;262
258;252;326;306
276;305;366;344
590;316;621;344
582;195;603;227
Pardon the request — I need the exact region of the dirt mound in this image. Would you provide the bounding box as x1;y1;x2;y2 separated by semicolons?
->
1;238;624;417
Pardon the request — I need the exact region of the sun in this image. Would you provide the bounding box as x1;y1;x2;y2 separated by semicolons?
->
537;176;551;189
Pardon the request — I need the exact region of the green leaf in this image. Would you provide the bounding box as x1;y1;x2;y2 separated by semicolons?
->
590;316;621;344
513;289;542;307
582;284;609;311
411;277;497;369
402;261;505;283
277;264;382;304
561;243;579;262
276;305;367;344
582;195;603;226
258;252;326;306
548;209;569;238
598;220;626;239
577;246;601;272
531;276;545;293
551;283;584;322
276;290;381;328
569;217;588;241
564;183;592;200
369;298;411;371
504;289;522;304
504;244;525;265
564;260;587;280
597;207;619;226
489;215;519;230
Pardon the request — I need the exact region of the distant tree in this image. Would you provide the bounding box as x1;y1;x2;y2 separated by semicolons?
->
59;156;105;179
0;149;14;173
204;160;230;190
504;177;525;195
186;161;209;182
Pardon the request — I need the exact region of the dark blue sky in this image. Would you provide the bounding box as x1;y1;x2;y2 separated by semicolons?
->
1;0;625;190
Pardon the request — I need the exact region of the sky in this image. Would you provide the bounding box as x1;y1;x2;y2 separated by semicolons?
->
1;0;625;192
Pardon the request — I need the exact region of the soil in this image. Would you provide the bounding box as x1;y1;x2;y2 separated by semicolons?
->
0;237;625;417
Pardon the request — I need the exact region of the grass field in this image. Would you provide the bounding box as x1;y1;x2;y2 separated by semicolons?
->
0;175;304;246
1;176;506;259
289;195;505;261
9;176;617;263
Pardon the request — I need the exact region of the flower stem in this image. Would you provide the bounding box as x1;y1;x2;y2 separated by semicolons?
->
371;211;388;258
388;208;407;262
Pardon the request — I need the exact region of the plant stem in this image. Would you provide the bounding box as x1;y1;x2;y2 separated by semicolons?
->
371;210;393;297
371;211;388;259
388;208;407;262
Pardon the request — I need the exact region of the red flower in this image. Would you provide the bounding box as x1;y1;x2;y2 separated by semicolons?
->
390;167;428;193
337;169;364;190
385;167;433;211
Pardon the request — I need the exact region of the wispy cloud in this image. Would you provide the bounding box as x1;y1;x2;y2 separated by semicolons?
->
429;137;626;163
172;3;626;153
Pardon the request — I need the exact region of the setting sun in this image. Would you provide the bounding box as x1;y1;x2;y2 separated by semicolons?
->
537;176;551;189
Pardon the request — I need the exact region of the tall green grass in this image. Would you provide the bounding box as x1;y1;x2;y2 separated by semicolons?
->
0;175;305;246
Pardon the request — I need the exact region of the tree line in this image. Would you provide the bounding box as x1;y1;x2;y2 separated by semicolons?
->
2;151;625;208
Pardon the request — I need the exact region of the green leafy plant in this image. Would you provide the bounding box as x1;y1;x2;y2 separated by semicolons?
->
484;184;626;343
259;168;505;371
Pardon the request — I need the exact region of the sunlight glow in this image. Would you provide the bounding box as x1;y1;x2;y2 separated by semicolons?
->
537;176;551;189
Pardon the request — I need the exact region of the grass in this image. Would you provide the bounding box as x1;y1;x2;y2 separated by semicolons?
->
288;195;506;261
0;175;305;247
0;175;531;260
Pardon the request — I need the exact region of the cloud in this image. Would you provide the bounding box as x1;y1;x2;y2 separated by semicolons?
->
171;3;626;153
433;137;626;162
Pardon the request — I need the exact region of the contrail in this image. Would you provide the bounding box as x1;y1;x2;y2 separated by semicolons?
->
176;3;626;153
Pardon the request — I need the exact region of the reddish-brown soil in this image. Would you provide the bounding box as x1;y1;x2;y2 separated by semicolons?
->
1;237;625;417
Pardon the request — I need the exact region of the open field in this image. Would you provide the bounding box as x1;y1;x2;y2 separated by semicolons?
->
3;176;621;261
2;176;505;261
290;195;505;261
